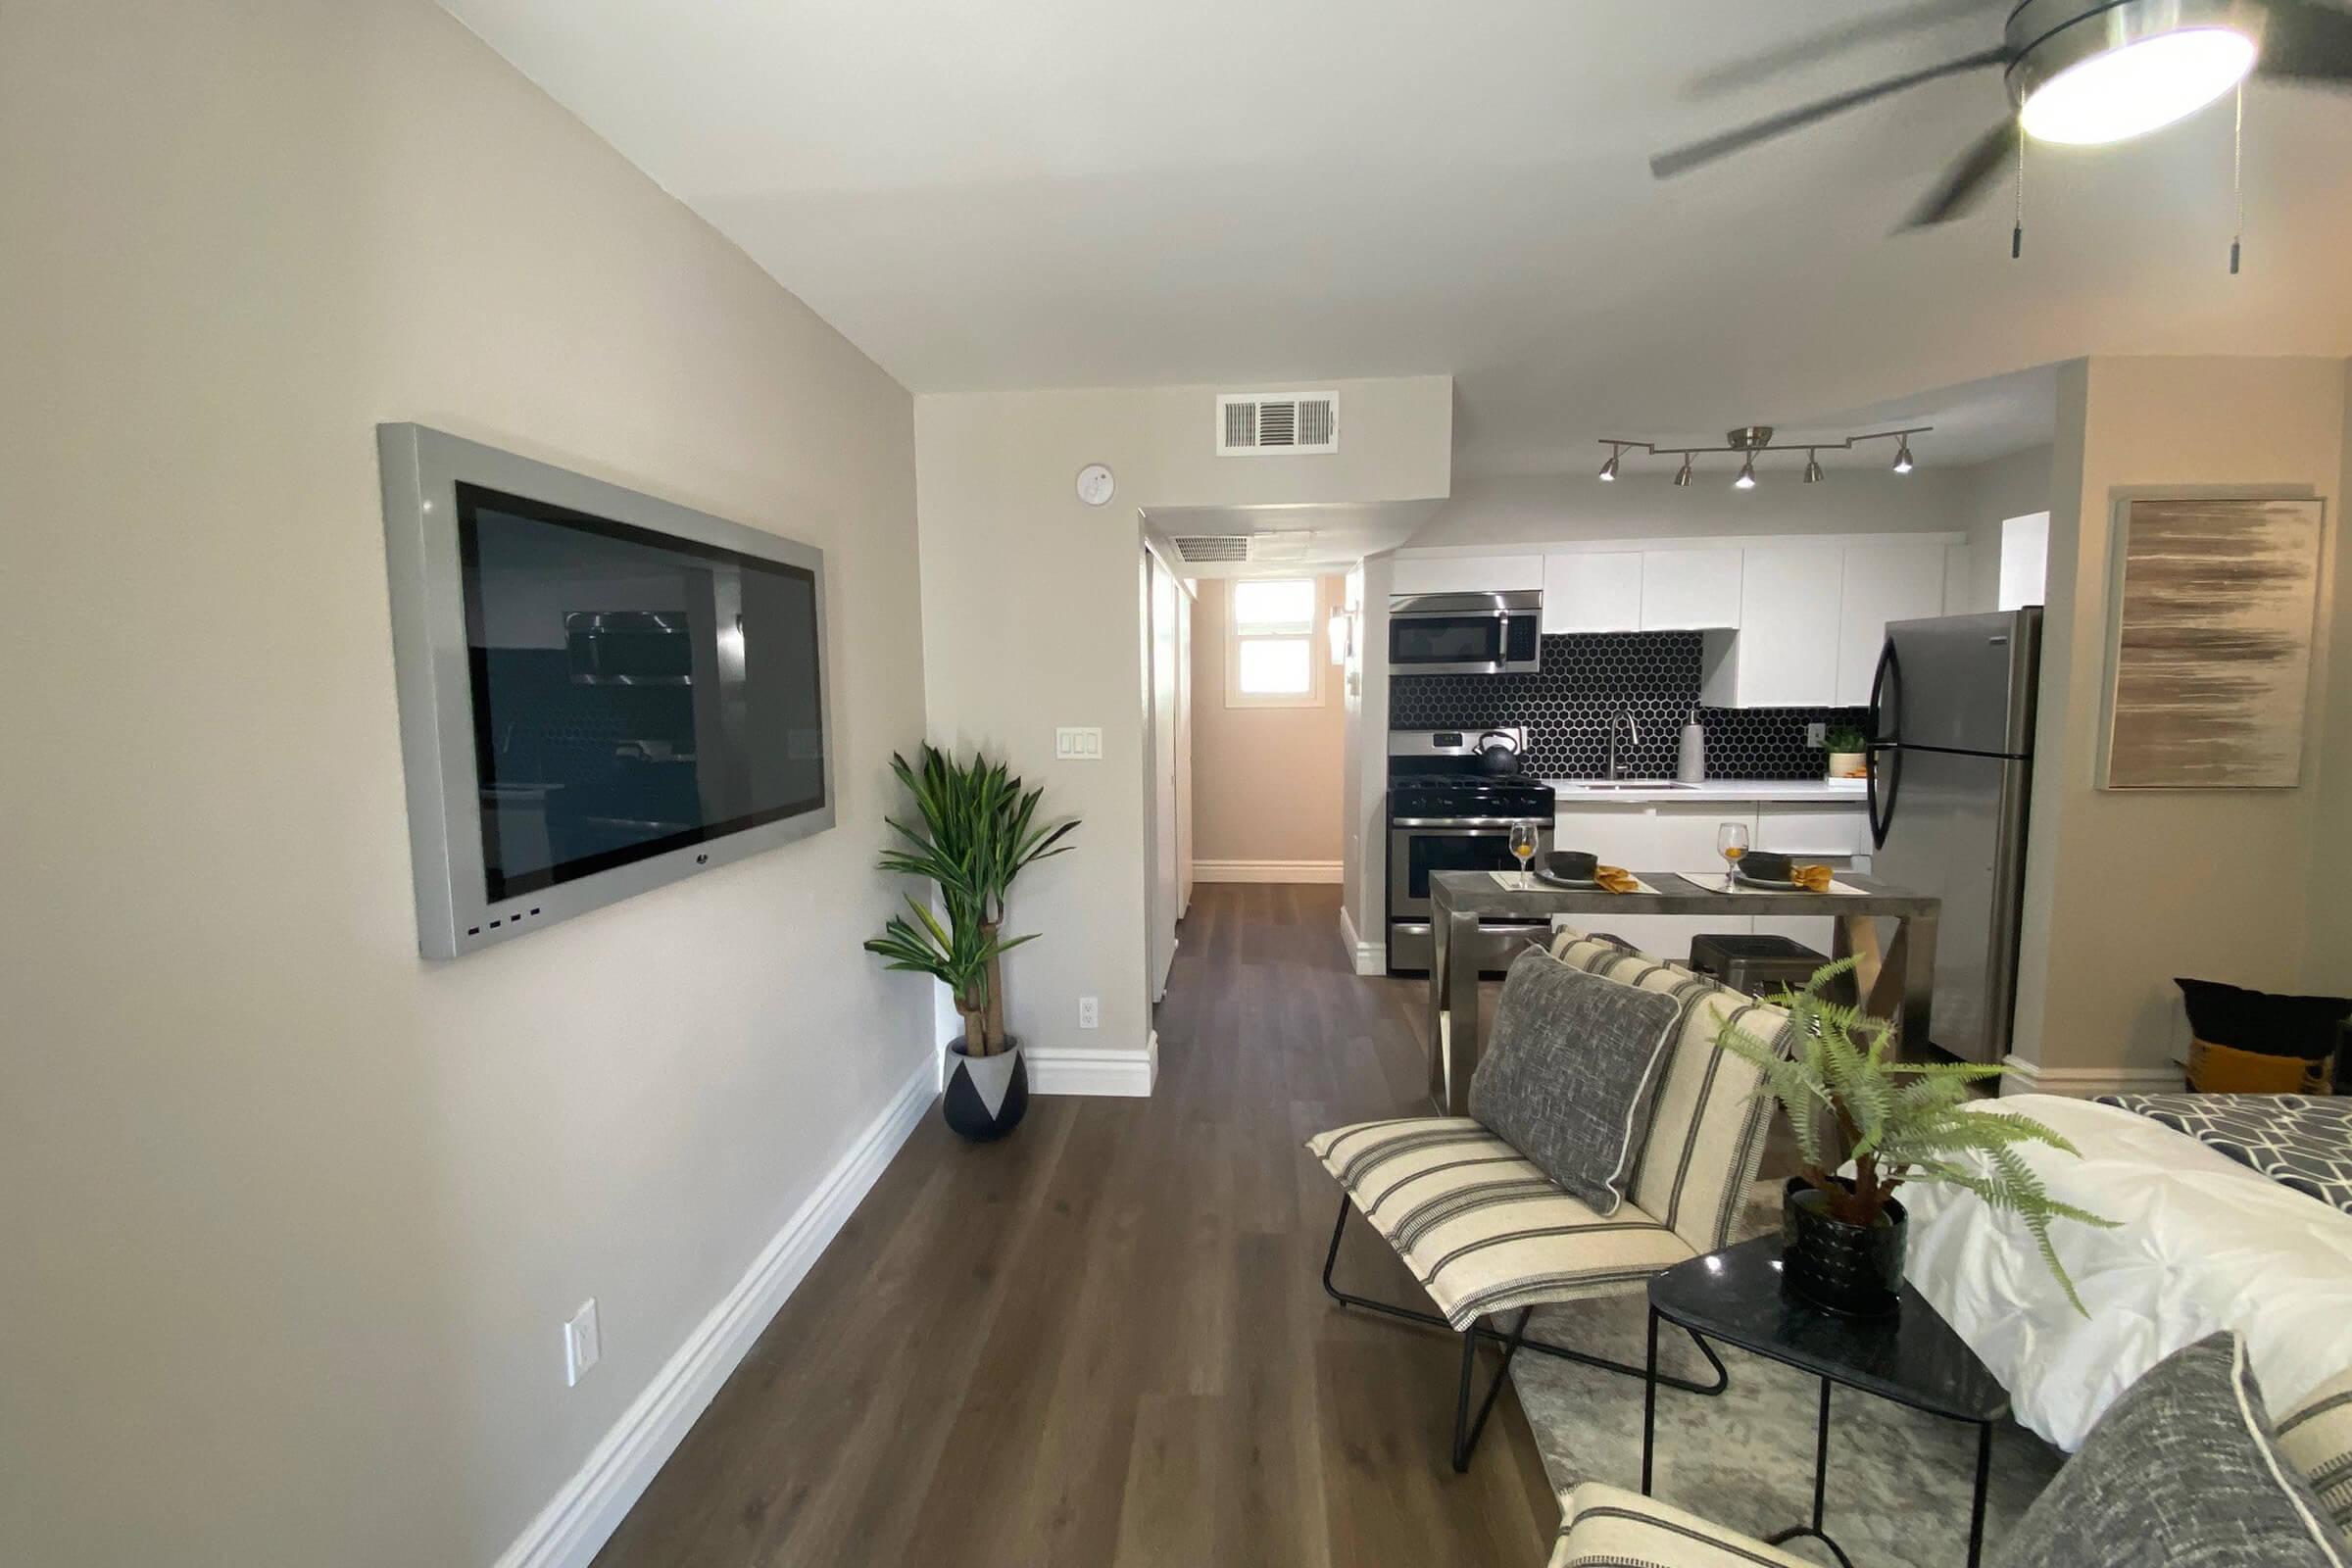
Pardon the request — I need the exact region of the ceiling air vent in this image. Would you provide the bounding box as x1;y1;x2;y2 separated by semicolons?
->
1216;391;1339;457
1172;535;1252;564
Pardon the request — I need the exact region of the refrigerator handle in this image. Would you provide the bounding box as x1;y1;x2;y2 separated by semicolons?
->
1868;638;1900;746
1866;743;1897;850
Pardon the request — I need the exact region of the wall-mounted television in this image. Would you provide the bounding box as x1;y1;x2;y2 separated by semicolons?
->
377;424;833;957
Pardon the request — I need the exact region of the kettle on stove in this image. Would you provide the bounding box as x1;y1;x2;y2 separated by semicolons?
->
1474;728;1524;777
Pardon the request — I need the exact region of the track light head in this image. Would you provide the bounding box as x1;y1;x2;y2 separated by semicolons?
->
1673;454;1693;487
1734;455;1757;490
1803;450;1824;484
1892;437;1914;474
1598;445;1620;482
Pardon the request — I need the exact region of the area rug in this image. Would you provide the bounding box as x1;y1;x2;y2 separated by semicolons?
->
1510;1199;2066;1568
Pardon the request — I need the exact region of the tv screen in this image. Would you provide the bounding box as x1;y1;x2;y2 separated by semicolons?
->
458;484;826;902
378;424;833;957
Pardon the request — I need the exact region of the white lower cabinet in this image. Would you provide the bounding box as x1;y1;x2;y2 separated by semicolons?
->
1552;803;1770;961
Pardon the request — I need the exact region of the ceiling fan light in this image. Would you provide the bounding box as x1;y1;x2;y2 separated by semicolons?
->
2017;26;2255;146
1734;455;1757;490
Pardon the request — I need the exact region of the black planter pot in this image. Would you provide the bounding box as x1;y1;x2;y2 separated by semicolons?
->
943;1038;1028;1142
1781;1175;1906;1317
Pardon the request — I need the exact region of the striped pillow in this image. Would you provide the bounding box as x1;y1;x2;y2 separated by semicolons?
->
2279;1367;2352;1544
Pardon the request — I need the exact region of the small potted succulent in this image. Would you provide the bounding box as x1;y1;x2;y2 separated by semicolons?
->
863;746;1077;1141
1714;959;2115;1316
1824;723;1871;780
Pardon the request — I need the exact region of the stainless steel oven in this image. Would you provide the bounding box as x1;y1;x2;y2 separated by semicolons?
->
1388;591;1543;675
1386;818;1555;974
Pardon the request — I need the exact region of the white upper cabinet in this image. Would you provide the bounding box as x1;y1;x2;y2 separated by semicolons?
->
1391;554;1544;596
1835;543;1947;706
1699;545;1842;708
1542;551;1642;633
1639;549;1741;629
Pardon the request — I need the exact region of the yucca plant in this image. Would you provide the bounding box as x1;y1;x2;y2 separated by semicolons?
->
863;745;1078;1055
1715;957;2117;1313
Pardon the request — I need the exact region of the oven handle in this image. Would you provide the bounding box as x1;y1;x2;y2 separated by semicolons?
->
1391;816;1543;829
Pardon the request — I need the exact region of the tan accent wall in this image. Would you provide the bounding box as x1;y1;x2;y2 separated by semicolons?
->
1189;576;1348;865
2010;357;2347;1077
1;3;928;1562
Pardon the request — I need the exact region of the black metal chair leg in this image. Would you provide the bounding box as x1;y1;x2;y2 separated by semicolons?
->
1451;1306;1535;1472
1319;1193;1731;1396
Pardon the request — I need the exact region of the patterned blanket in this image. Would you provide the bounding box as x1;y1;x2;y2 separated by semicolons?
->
2094;1093;2352;1217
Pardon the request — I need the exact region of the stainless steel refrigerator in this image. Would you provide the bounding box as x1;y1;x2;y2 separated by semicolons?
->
1865;608;2041;1065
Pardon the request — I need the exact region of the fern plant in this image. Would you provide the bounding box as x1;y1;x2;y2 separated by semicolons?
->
863;745;1078;1056
1714;957;2117;1313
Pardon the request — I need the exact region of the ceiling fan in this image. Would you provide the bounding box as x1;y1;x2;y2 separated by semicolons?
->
1649;0;2352;230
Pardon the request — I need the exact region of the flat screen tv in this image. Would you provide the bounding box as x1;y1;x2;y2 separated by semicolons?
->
378;424;833;956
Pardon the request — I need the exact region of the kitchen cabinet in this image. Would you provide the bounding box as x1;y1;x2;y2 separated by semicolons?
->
1553;803;1763;960
1392;554;1544;597
1640;549;1741;630
1542;551;1642;633
1835;543;1947;706
1698;545;1843;708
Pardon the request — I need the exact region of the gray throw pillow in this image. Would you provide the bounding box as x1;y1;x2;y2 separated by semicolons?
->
1467;949;1681;1215
1993;1332;2345;1568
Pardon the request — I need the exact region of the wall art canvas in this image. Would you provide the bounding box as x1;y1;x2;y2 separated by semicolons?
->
2102;497;2323;789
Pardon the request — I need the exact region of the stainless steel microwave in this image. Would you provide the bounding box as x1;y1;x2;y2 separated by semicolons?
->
1387;591;1543;674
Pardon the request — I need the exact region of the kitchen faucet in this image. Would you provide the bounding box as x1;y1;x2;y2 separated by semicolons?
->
1606;710;1641;780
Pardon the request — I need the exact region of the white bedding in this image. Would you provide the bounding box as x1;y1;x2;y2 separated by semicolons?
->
1899;1094;2352;1450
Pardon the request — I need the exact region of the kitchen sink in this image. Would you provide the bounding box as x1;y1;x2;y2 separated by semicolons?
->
1573;781;1697;791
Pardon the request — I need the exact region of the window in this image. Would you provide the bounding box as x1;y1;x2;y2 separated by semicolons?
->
1225;576;1324;709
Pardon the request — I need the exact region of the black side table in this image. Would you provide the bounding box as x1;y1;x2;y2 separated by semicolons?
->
1643;1235;2012;1568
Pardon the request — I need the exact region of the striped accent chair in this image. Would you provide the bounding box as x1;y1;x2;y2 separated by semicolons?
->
2279;1366;2352;1544
1546;1483;1815;1568
1308;931;1796;1470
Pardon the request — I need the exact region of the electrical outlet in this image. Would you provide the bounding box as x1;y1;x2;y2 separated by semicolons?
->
564;1298;601;1388
1805;722;1827;748
1054;726;1103;760
1078;996;1100;1029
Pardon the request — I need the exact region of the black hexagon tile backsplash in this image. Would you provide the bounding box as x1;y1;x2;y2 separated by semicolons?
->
1389;632;1867;780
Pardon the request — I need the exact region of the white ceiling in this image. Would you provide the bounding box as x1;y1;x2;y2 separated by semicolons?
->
442;0;2352;478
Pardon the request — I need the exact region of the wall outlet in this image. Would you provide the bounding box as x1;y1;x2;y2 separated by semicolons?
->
564;1298;601;1388
1805;722;1827;748
1078;996;1100;1029
1054;726;1103;760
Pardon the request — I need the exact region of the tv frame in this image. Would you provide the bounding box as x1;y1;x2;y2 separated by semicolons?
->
376;423;834;958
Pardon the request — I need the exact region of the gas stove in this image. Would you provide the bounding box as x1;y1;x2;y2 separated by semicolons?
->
1384;728;1557;977
1389;775;1555;822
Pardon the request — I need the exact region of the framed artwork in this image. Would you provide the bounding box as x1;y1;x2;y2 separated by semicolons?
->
2101;496;2324;790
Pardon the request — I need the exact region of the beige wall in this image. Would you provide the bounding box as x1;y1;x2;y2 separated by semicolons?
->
1189;576;1347;864
1;3;929;1563
2321;362;2352;982
1954;445;2055;613
912;376;1448;1071
2010;357;2346;1078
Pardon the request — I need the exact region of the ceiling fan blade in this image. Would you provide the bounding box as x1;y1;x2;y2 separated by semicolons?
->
2257;0;2352;84
1650;47;2012;180
1690;0;1999;100
1897;120;2017;230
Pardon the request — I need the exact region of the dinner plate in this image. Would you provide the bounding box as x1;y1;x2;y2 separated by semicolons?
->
1533;868;1602;890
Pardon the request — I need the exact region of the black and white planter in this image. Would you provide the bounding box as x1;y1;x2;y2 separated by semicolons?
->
943;1038;1029;1142
1781;1176;1907;1317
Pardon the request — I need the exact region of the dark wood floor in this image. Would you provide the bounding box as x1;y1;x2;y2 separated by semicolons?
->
593;883;1556;1567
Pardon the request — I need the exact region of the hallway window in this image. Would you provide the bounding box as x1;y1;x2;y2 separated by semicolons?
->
1226;577;1324;709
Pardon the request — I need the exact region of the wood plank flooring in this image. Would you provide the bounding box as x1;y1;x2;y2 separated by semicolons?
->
592;883;1557;1567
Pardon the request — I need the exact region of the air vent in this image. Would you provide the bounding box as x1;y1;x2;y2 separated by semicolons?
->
1172;535;1251;564
1216;391;1339;457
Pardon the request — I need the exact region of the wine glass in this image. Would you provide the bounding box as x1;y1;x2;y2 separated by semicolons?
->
1716;822;1750;884
1508;819;1541;885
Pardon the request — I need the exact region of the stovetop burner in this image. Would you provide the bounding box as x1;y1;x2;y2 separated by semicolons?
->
1390;776;1555;820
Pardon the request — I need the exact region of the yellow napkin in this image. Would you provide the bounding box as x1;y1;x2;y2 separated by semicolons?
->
1595;865;1640;894
1788;863;1833;892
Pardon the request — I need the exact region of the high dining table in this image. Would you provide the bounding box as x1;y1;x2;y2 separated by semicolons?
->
1424;869;1942;1115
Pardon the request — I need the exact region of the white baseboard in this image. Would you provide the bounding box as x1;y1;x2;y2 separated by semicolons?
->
1337;904;1385;976
492;1055;935;1568
1998;1054;2183;1099
1193;858;1343;884
1026;1036;1157;1097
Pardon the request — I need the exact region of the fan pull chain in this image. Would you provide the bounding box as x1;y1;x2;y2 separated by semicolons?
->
2230;83;2244;275
2011;122;2025;260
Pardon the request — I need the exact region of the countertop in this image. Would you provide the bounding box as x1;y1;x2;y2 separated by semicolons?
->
1541;777;1868;805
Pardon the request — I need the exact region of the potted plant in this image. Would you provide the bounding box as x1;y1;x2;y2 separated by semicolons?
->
1824;723;1870;780
863;745;1077;1141
1714;959;2115;1316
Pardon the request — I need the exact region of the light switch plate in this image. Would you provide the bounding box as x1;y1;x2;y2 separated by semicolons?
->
1055;726;1103;760
564;1298;601;1387
1805;722;1827;748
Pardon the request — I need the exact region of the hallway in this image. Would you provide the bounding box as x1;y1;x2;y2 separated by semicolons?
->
593;882;1554;1567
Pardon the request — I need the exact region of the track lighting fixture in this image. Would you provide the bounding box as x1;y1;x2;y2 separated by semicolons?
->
1592;424;1931;486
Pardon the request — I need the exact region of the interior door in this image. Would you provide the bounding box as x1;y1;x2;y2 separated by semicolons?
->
1175;584;1194;917
1149;555;1180;1001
